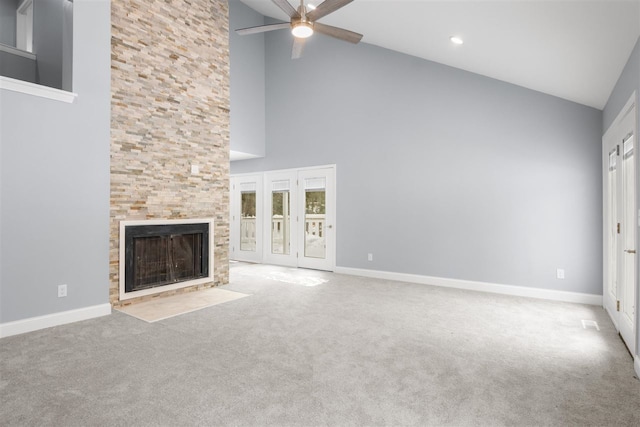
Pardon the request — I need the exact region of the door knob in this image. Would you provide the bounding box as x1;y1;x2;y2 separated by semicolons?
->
625;249;636;254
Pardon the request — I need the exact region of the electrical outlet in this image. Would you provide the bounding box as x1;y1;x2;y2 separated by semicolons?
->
556;269;565;280
367;253;373;261
58;284;67;298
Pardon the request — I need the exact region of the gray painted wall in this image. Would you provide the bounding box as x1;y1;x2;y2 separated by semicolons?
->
0;0;18;47
0;49;36;82
229;0;265;157
232;29;603;295
33;0;65;89
602;36;640;361
62;0;73;91
0;0;110;323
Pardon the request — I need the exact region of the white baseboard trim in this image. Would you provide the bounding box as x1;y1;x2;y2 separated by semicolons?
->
334;267;602;306
0;303;112;338
635;356;640;379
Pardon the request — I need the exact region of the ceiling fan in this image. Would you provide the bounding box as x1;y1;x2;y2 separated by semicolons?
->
235;0;363;59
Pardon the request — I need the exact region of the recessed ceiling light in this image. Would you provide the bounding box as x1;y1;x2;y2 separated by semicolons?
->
307;3;316;10
450;36;464;45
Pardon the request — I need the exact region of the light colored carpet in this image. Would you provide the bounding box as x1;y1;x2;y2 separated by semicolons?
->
115;287;250;322
1;262;639;426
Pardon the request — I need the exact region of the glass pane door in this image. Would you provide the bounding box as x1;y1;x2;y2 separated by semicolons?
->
272;183;291;255
304;179;326;259
264;172;297;267
230;175;262;263
240;189;256;251
231;167;335;270
298;168;335;271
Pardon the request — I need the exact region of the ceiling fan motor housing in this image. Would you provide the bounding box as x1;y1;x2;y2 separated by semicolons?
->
235;0;363;59
291;18;314;38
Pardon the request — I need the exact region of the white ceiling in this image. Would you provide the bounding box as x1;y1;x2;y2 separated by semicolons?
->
239;0;640;109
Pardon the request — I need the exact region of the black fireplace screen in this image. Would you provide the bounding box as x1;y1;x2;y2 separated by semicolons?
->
124;223;209;293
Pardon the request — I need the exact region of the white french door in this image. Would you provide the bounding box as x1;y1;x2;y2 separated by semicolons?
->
230;174;263;263
263;170;298;267
231;166;336;271
603;94;637;355
296;167;335;271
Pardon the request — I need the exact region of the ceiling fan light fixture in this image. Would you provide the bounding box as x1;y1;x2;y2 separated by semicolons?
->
292;22;314;38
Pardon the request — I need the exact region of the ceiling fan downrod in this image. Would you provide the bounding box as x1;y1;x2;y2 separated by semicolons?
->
299;0;307;21
292;0;313;38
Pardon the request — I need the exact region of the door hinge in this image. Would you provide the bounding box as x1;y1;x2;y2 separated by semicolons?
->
617;145;620;156
617;223;621;234
296;252;299;258
617;300;620;311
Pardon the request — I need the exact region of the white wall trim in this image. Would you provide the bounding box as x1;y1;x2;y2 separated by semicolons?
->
231;164;337;178
0;303;111;339
603;91;636;139
230;150;262;161
0;42;35;59
0;76;77;103
335;266;602;305
635;355;640;379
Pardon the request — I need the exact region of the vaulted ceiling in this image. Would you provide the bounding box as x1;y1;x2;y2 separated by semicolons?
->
240;0;640;109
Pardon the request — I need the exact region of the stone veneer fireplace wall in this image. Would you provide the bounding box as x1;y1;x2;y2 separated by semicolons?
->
110;0;230;306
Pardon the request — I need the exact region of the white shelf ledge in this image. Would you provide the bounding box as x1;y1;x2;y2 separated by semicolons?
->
0;76;77;103
0;43;36;60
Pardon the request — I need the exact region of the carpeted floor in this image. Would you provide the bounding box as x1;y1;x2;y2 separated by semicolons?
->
1;262;639;426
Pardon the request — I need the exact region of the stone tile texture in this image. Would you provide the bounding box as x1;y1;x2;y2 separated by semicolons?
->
110;0;230;306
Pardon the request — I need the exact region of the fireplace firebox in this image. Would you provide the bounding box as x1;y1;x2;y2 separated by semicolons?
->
119;219;213;300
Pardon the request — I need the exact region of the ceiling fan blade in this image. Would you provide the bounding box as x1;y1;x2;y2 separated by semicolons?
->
236;22;290;36
307;0;354;21
271;0;300;18
291;36;306;59
313;22;362;44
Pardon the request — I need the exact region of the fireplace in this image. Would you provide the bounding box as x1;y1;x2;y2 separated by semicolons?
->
119;219;214;300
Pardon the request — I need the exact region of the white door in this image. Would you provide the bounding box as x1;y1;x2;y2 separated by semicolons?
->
620;131;636;352
604;144;619;324
297;167;336;271
603;94;636;354
263;171;298;267
231;166;336;271
230;174;263;263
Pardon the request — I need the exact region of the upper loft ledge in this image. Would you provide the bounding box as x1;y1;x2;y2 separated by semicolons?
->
0;76;77;103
